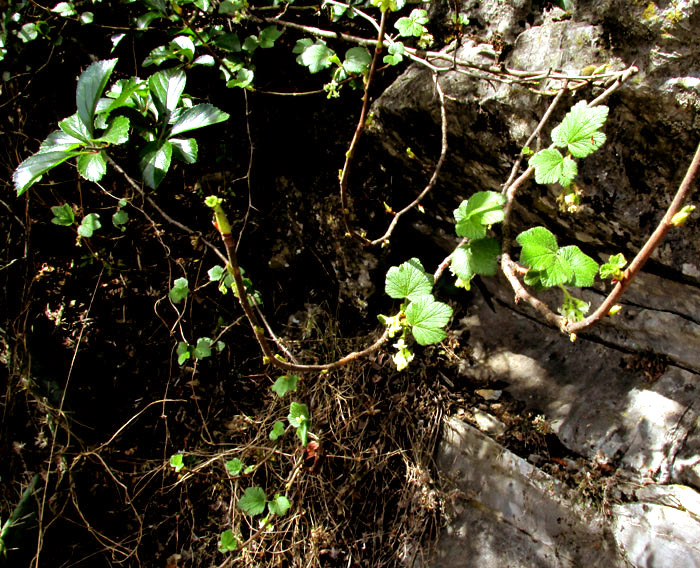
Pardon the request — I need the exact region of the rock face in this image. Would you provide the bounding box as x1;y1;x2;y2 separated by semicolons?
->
366;0;700;566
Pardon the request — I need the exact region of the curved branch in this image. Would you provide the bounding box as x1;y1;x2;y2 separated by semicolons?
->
369;73;448;246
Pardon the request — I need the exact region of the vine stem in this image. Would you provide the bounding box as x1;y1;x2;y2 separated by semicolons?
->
565;140;700;333
339;10;388;244
369;73;448;246
212;205;389;372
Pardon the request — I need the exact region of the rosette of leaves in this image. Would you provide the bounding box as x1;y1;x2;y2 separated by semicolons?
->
529;101;609;188
13;58;230;194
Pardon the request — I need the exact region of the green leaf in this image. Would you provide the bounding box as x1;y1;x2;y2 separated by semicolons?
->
529;149;578;187
385;258;433;301
516;227;559;270
169;104;229;137
139;141;173;189
149;69;186;115
268;494;291;516
102;78;146;114
18;23;38;43
51;204;75;226
600;253;627;280
169;277;189;303
193;337;213;359
259;26;282;48
343;47;371;74
97;116;130;144
405;295;453;346
143;44;175;67
79;11;94;24
383;42;405;65
193;55;215;67
218;529;238;553
40;130;84;152
225;458;244;476
77;151;107;182
112;209;129;229
52;2;77;17
295;41;335;74
226;68;254;89
370;0;405;12
453;191;506;239
269;421;285;441
13;151;80;195
170;138;198;164
450;237;500;283
395;8;429;37
76;59;118;136
208;265;226;281
238;486;267;516
271;375;299;397
169;453;185;473
214;33;241;52
288;402;309;429
558;245;598;287
171;35;195;61
77;213;101;238
58;113;92;143
177;341;190;365
539;254;573;287
551;101;609;158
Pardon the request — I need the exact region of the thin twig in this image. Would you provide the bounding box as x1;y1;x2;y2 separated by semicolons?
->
339;11;388;245
214;209;389;372
369;73;448;246
565;140;700;333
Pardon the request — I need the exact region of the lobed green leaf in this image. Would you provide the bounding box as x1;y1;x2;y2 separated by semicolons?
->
238;486;267;516
450;237;500;284
558;246;598;287
405;295;452;346
385;258;433;301
551;101;609;158
453;191;505;239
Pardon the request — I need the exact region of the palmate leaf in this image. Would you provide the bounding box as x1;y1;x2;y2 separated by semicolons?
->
558;246;598;287
529;148;578;187
13;151;81;196
405;294;453;346
343;47;371;74
77;213;101;238
268;494;291;516
169;277;189;303
516;227;558;270
294;40;335;74
169;104;229;137
385;258;433;301
238;486;267;516
140;140;173;189
453;191;506;239
395;8;429;37
552;101;609;158
76;59;118;137
271;375;299;397
539;254;573;287
450;237;500;283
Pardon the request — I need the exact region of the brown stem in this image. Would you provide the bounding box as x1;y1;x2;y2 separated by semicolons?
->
565;140;700;333
339;11;387;245
370;73;448;246
218;227;388;372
